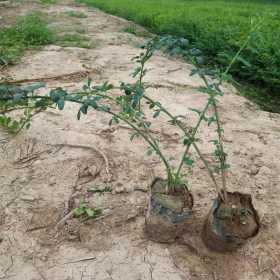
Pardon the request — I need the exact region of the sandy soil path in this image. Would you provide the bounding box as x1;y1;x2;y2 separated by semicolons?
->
1;1;280;279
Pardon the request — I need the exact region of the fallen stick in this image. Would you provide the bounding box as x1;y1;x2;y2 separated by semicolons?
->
55;209;75;230
62;256;97;265
0;70;90;85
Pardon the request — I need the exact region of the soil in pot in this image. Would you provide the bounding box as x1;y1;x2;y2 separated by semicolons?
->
202;191;260;252
145;177;193;243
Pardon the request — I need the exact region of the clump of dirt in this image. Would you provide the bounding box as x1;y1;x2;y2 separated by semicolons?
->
203;192;260;252
145;178;193;243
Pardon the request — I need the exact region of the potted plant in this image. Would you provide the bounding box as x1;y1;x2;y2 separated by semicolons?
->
131;35;260;247
135;31;261;249
181;34;261;251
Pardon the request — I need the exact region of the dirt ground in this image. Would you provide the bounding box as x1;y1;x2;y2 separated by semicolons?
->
1;1;280;279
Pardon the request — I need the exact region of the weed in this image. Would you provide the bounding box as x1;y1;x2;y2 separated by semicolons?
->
74;199;102;219
55;33;93;48
65;11;88;18
0;13;54;65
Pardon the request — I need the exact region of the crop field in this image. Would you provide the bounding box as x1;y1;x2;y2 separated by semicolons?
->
78;0;280;112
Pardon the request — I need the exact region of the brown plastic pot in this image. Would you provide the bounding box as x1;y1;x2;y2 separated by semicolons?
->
145;177;193;243
202;191;260;252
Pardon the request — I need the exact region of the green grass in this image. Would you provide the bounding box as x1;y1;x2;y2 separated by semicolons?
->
77;0;280;113
55;33;93;48
122;25;151;37
0;13;54;65
0;13;94;66
65;10;88;18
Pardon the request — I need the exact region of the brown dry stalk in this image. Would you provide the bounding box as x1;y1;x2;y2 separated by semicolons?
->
0;70;92;85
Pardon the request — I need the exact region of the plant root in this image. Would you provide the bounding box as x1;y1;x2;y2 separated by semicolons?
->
52;143;112;181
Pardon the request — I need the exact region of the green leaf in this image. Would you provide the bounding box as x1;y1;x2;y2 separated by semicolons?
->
85;208;95;217
49;88;67;102
153;109;161;118
74;207;85;217
222;163;231;170
183;156;194;166
87;77;92;87
57;99;65;110
88;100;97;109
77;110;81;120
80;104;88;114
237;56;251;68
132;66;141;78
109;116;119;125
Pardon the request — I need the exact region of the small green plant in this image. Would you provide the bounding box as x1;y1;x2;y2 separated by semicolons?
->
65;11;88;18
74;199;102;219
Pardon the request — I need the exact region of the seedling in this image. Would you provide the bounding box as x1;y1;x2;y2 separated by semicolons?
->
73;199;102;219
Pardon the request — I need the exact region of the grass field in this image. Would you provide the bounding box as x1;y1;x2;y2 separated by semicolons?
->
78;0;280;112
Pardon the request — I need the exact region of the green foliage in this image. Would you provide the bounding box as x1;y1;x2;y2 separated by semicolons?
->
65;11;88;18
74;199;102;219
0;13;54;65
78;0;280;112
